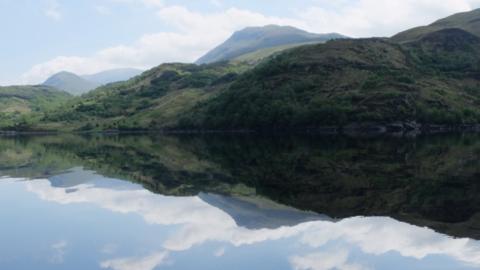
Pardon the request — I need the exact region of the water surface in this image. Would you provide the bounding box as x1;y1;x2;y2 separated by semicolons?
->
1;134;480;270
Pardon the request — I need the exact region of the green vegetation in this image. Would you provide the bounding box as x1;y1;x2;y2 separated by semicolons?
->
40;62;249;131
180;31;480;129
0;85;71;130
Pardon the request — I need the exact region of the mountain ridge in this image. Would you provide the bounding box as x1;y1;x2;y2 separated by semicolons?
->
196;25;346;64
392;8;480;42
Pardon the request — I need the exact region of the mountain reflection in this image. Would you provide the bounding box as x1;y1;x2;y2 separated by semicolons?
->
13;173;480;268
1;133;480;240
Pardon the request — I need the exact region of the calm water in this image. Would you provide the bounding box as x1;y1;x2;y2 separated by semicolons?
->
1;134;480;270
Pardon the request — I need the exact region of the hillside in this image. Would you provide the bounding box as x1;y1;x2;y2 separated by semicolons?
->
43;71;100;96
18;9;480;133
392;8;480;42
0;85;71;129
41;62;250;131
196;25;345;64
180;29;480;131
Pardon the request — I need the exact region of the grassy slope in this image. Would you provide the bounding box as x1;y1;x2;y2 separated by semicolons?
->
180;30;480;130
231;41;326;65
40;62;250;131
0;85;72;129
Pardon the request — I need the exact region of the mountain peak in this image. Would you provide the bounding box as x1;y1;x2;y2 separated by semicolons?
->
44;71;100;96
196;25;346;64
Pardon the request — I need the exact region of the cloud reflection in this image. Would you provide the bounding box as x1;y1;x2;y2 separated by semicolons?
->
100;252;169;270
23;177;480;266
290;249;370;270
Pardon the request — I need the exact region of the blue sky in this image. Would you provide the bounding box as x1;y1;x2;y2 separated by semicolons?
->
1;0;480;85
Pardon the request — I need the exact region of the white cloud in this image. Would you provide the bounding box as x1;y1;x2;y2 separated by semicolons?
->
100;252;169;270
21;1;480;84
20;5;304;84
44;0;62;21
299;0;480;37
290;249;370;270
14;0;480;84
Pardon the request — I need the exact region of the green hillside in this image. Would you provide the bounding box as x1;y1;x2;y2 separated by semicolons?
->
12;9;480;133
41;62;249;131
0;85;72;129
392;8;480;42
180;29;480;130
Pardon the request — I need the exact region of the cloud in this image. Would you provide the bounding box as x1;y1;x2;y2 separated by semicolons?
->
49;240;68;264
290;249;370;270
20;5;304;84
44;0;62;21
21;1;480;84
298;0;480;37
13;0;480;84
100;252;169;270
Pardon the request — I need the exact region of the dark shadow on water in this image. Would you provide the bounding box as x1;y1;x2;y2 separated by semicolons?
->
1;133;480;238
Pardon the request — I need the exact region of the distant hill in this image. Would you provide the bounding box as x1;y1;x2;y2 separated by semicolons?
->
43;68;144;96
43;71;100;96
40;62;251;131
196;25;346;64
0;85;71;129
82;68;143;85
392;8;480;42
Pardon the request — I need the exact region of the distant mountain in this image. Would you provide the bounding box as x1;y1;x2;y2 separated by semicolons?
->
392;8;480;42
43;71;100;96
199;193;328;229
43;68;144;96
82;68;143;85
196;25;346;64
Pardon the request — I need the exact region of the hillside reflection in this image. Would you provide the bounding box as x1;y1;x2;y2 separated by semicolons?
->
1;133;480;239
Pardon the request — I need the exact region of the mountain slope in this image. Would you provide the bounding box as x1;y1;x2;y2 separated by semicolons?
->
196;25;345;64
43;71;100;96
392;8;480;43
82;68;143;85
41;62;250;131
0;85;72;129
180;31;480;130
24;10;480;132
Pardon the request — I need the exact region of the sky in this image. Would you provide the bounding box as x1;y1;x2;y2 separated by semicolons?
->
1;0;480;86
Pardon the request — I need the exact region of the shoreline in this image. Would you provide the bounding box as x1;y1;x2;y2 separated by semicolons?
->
3;122;480;137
